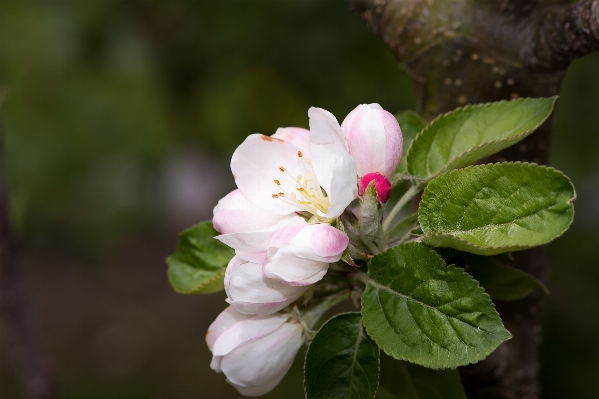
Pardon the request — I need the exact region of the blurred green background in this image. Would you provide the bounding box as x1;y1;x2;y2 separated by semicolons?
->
0;1;597;398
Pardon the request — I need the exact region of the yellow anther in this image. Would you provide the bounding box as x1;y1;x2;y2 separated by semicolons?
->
274;179;281;185
298;151;303;157
279;166;285;172
272;194;279;198
279;192;285;197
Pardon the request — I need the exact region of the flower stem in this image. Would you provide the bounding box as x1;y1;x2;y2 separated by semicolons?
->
382;183;423;234
301;289;351;331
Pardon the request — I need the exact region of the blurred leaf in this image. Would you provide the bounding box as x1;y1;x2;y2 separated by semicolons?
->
437;250;549;301
407;97;557;180
395;110;426;174
420;163;575;255
361;242;511;369
305;312;379;399
376;354;466;399
167;221;234;294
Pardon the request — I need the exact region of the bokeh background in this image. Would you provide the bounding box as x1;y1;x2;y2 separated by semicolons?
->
0;1;598;398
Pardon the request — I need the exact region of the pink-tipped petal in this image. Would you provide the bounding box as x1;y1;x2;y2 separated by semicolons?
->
272;127;311;155
342;104;403;180
225;257;307;315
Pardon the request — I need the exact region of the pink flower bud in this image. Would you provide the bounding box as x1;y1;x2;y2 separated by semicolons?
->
359;172;392;203
341;103;403;180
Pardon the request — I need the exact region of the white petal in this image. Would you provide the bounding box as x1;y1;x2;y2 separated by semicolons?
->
231;134;306;215
264;248;329;286
213;189;288;234
308;107;358;218
287;223;349;262
225;258;307;315
272;127;311;156
235;250;268;264
206;306;252;351
216;217;295;253
212;315;288;357
221;322;303;396
210;356;223;373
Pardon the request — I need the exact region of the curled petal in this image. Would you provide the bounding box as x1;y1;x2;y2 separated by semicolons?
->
225;256;307;315
264;248;330;286
221;322;303;396
206;306;251;351
211;314;288;357
308;107;358;218
215;217;296;255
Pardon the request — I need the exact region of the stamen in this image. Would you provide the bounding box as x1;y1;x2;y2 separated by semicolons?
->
279;166;285;172
274;179;281;185
298;151;303;157
278;192;285;197
272;194;279;198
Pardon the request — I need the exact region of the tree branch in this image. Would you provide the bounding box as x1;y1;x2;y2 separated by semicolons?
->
348;0;598;398
0;122;56;399
522;0;599;70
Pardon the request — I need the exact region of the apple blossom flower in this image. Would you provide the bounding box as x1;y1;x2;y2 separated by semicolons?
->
230;108;358;220
224;256;308;315
217;216;348;288
206;307;304;397
341;103;403;180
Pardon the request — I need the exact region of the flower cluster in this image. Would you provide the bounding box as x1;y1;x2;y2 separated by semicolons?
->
207;103;402;396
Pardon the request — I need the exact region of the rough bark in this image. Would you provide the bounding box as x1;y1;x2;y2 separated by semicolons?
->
348;1;598;398
0;124;56;399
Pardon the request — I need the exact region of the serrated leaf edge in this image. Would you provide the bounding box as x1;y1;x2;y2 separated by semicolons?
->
418;162;576;255
406;96;558;180
362;243;512;369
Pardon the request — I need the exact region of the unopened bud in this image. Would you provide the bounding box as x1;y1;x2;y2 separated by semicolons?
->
341;103;403;180
359;172;391;203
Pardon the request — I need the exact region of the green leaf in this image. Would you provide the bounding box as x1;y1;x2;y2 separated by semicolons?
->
305;312;380;399
167;221;234;294
406;97;557;180
385;212;419;244
376;354;466;399
438;250;549;301
361;243;511;369
395;111;427;174
419;162;575;255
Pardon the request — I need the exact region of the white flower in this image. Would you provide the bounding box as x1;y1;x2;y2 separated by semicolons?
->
206;307;304;397
341;103;403;180
230;108;358;220
224;256;308;315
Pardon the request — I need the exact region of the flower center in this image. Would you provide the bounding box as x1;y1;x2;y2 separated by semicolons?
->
271;150;330;216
